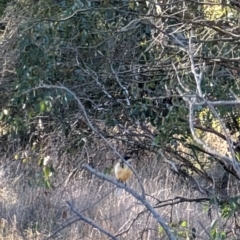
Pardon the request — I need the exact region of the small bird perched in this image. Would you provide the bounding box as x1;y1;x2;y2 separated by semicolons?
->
114;156;133;184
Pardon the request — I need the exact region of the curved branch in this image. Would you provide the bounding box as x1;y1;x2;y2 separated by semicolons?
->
21;84;146;198
67;201;118;240
83;164;177;240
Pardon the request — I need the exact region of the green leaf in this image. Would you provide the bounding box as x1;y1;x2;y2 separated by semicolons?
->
43;166;51;180
154;135;161;145
38;158;44;166
39;100;46;112
44;179;51;189
181;220;187;228
158;226;164;234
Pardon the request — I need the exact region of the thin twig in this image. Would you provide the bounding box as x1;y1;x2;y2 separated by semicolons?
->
67;201;118;240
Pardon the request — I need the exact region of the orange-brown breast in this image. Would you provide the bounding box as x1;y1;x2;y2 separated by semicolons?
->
114;163;133;182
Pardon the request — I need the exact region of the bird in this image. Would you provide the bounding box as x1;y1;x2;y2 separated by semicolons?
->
114;156;133;195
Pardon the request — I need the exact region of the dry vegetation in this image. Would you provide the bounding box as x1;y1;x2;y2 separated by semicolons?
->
0;156;237;240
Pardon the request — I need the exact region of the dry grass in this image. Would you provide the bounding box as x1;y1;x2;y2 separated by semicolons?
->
0;158;234;240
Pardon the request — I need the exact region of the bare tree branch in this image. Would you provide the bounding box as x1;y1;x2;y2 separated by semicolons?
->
21;84;146;198
83;164;177;240
187;33;240;177
67;201;118;240
189;100;233;165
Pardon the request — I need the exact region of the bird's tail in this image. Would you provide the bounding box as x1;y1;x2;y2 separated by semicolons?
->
115;187;123;196
115;180;126;196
